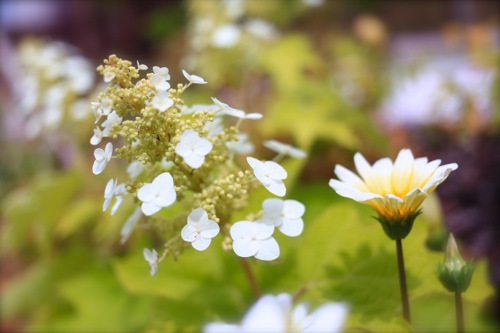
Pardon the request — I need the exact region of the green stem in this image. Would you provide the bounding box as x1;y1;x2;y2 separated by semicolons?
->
240;257;261;299
455;292;464;333
396;239;411;323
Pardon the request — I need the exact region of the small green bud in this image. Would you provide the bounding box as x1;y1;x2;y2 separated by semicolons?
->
437;234;474;293
375;210;421;240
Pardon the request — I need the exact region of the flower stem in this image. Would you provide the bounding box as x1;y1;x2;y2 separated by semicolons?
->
396;239;411;323
455;292;464;333
240;258;261;299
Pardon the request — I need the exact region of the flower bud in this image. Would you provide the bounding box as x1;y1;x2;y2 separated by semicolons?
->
437;234;474;293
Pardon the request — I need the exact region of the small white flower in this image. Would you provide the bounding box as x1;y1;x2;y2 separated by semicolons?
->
92;142;113;175
212;97;263;120
137;172;177;216
260;198;305;237
264;140;306;159
137;61;148;71
99;97;114;116
244;19;278;41
226;133;254;155
104;71;115;83
175;129;213;169
230;221;279;261
120;207;142;244
182;69;207;84
181;208;220;251
204;293;348;333
143;248;159;276
101;111;122;137
150;66;171;91
151;91;174;112
127;160;145;179
90;127;103;145
103;178;117;211
211;24;241;48
247;157;287;197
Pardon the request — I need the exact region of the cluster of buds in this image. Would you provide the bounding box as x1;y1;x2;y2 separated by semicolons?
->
91;55;306;275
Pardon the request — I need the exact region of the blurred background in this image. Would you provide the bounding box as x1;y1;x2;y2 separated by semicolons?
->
1;0;499;332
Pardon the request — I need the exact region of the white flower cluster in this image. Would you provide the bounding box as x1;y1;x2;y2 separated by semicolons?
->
14;38;95;138
91;57;308;275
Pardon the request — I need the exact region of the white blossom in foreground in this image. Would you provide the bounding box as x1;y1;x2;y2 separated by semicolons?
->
260;199;305;237
329;148;458;222
150;66;171;91
152;91;174;112
230;221;279;261
204;293;348;333
264;140;307;159
181;208;220;251
247;157;287;197
175;129;213;169
143;248;159;276
92;142;113;175
182;69;207;84
137;172;177;216
212;97;263;120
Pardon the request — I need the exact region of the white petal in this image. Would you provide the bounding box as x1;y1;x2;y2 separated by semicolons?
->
153;172;174;188
110;196;123;215
254;238;280;261
185;154;205;169
192;237;211;251
279;218;304;237
230;221;253;239
265;179;286;197
241;295;287;332
302;303;349;333
181;224;198;242
195;139;213;155
262;198;283;217
137;183;155;202
392;149;415;196
200;220;220;238
329;179;382;202
204;323;242;333
353;152;373;182
141;201;161;216
120;207;142;244
283;200;305;219
188;208;207;223
246;156;261;169
92;160;106;175
264;161;287;180
233;239;258;257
